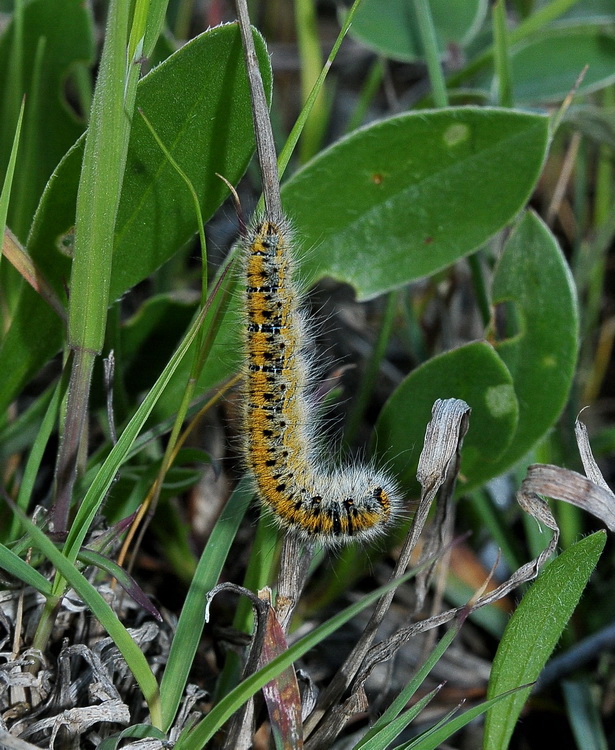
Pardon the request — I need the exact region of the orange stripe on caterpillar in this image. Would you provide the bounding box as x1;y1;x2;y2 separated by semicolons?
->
242;218;402;545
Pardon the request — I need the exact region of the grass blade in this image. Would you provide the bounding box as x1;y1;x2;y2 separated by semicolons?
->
356;623;460;748
0;541;52;595
159;478;253;731
0;96;24;263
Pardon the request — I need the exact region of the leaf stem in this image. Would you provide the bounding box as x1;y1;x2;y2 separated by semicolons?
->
413;0;448;108
344;290;399;445
492;0;514;108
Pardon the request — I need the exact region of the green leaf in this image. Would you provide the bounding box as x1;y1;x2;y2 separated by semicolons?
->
109;23;271;300
358;688;440;750
403;688;522;750
0;541;52;595
356;624;459;749
0;98;24;262
67;0;131;356
0;0;93;239
377;341;518;495
159;478;253;731
483;531;606;750
349;0;488;62
282;108;549;300
507;26;615;103
486;211;579;480
562;678;609;750
0;23;272;413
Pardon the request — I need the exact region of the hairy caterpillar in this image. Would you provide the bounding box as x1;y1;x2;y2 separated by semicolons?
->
242;216;402;545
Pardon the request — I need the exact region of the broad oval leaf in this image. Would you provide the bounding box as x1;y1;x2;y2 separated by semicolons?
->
349;0;487;62
27;22;272;300
376;341;518;495
484;531;606;750
282;107;549;300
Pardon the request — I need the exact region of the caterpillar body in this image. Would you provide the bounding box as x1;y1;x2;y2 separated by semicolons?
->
242;216;402;546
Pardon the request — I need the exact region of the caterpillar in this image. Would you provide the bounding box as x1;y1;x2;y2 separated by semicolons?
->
242;215;402;546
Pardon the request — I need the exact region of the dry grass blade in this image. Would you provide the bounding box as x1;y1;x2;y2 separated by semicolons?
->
520;464;615;532
275;534;315;633
3;642;131;748
235;0;281;221
0;730;54;749
1;228;66;321
304;398;471;744
575;414;615;495
511;413;615;534
414;399;470;611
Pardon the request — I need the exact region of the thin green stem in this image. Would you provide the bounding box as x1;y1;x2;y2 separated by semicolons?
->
344;290;399;445
413;0;448;108
138;107;207;295
274;0;365;196
447;0;583;89
492;0;513;108
3;0;24;151
468;251;491;327
346;57;385;133
0;98;24;269
53;349;96;533
295;0;328;162
11;36;45;238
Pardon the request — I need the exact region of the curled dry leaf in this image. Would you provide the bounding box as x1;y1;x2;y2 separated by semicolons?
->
518;414;615;532
575;414;613;493
416;398;471;497
519;465;615;532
